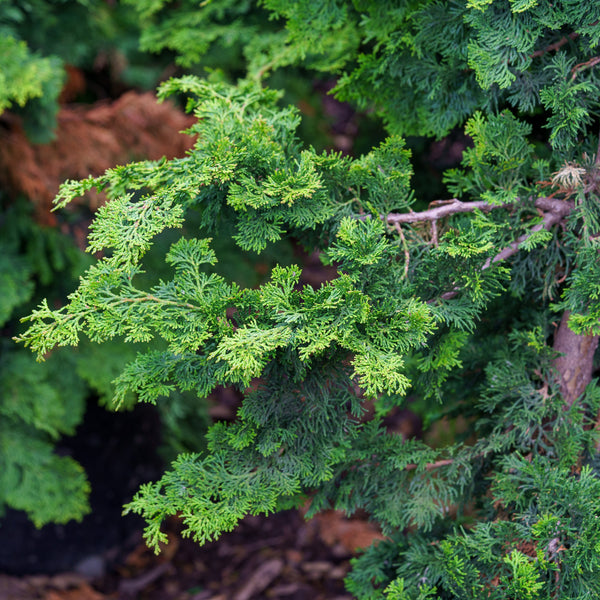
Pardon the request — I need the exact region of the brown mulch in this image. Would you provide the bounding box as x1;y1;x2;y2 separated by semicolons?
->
0;509;383;600
0;87;195;227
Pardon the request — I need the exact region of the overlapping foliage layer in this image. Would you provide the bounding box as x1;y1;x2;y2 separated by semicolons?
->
15;1;600;598
0;0;202;527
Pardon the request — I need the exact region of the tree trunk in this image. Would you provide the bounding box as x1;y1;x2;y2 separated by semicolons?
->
553;311;599;407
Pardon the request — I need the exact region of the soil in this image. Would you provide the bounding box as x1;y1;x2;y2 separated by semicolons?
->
0;508;374;599
0;396;383;600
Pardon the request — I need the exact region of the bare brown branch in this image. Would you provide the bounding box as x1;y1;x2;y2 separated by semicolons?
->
393;222;410;279
417;197;574;302
571;55;600;80
481;198;573;270
531;31;581;58
385;199;502;224
431;219;439;246
383;197;570;228
404;458;454;471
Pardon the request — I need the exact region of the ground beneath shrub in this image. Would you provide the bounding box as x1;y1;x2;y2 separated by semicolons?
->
0;507;383;600
0;388;384;600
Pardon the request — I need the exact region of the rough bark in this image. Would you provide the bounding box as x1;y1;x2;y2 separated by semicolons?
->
553;311;599;407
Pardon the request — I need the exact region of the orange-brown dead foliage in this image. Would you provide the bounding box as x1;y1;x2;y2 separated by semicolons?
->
0;91;196;226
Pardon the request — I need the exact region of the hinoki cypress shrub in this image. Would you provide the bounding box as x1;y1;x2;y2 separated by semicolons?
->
18;1;600;597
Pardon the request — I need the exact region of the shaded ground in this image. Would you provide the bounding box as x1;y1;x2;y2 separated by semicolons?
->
0;377;383;600
0;506;382;600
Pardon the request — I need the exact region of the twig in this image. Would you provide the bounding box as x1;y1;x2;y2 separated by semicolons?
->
384;199;502;224
431;219;439;246
571;55;600;80
118;562;172;598
404;458;454;471
531;31;581;58
360;196;572;302
384;197;572;227
481;198;572;270
393;221;410;279
429;197;574;302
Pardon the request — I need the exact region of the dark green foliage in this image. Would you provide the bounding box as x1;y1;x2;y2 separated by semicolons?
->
0;198;90;524
0;348;89;526
13;1;600;598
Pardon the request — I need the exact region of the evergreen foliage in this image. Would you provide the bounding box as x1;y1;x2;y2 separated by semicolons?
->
16;1;600;598
0;198;90;525
0;2;215;527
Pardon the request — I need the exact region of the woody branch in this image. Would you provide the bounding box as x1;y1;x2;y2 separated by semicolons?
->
384;196;598;409
383;196;569;226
